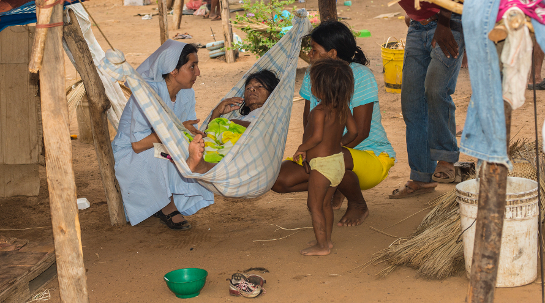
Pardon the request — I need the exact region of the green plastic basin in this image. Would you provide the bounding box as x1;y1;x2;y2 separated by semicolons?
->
164;268;208;299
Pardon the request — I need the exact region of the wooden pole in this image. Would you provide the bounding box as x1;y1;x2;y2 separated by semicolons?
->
221;0;235;63
158;0;169;45
318;0;337;22
63;10;127;226
173;0;185;30
29;0;57;73
40;4;89;302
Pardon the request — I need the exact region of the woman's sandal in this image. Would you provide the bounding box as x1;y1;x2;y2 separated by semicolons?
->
389;182;435;199
154;210;192;230
431;165;455;183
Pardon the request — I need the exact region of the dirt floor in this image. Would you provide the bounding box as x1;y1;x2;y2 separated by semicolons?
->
2;0;545;302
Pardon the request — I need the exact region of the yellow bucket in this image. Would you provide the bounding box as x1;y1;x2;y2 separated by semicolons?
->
381;41;405;94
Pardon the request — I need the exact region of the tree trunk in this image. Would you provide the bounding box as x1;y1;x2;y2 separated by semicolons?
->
173;0;185;30
63;10;127;226
40;4;89;302
318;0;337;22
158;0;169;44
221;0;235;63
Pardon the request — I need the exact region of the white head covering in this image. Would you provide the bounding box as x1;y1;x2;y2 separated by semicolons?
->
136;39;187;82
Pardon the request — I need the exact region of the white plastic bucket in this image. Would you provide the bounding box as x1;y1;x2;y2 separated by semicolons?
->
456;177;539;287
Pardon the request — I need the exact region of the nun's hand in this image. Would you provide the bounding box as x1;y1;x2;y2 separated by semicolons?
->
183;119;206;136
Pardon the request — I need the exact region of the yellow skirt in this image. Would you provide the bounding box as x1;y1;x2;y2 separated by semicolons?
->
346;148;395;190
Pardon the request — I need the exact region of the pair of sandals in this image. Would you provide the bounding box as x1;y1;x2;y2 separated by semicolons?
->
229;273;266;298
389;164;455;199
154;210;192;230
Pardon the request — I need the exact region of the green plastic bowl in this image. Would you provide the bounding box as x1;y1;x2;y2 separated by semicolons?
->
164;268;208;299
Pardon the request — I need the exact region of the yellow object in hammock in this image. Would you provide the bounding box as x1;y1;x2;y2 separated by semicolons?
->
202;118;247;163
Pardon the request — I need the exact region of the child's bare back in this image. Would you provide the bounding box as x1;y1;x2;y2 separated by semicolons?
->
293;59;357;256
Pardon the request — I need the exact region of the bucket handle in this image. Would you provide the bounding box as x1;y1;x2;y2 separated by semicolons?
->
456;219;476;244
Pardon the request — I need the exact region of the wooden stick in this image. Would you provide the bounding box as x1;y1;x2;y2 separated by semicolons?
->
158;0;169;44
29;0;58;73
63;10;127;226
318;0;337;22
422;0;463;15
40;4;89;302
173;0;185;30
221;0;235;63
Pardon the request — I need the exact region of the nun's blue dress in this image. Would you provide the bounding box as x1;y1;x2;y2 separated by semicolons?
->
111;41;213;226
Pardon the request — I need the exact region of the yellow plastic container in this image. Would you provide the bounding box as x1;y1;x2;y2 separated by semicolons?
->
381;42;405;94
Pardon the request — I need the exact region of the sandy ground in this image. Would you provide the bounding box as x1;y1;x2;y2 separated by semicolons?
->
2;0;545;302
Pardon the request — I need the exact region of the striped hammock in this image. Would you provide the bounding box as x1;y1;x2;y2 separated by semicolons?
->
99;9;312;197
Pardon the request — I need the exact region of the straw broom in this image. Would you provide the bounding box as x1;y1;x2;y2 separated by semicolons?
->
373;139;544;279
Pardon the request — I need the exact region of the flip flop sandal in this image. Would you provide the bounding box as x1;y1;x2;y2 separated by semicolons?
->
527;79;545;90
154;210;192;230
389;182;435;199
229;273;265;297
432;165;455;183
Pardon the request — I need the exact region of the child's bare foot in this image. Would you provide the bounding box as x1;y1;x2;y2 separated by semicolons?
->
300;244;330;256
337;200;369;226
306;239;333;249
331;190;345;210
187;134;210;173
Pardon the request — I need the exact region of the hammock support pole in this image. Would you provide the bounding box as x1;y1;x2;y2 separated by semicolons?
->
221;0;236;63
29;0;57;73
173;0;184;30
467;33;512;300
40;4;90;302
318;0;337;22
158;0;169;45
63;10;127;226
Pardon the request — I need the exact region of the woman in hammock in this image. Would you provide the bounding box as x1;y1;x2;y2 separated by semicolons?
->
112;40;213;230
271;21;396;227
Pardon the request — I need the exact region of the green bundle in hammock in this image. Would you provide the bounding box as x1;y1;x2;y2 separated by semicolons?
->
184;118;247;163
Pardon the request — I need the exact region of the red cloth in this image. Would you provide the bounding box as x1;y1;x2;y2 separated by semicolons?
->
0;0;32;13
186;0;202;10
397;0;440;21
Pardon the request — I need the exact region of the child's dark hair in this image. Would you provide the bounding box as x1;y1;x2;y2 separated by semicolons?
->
310;21;369;66
239;69;280;115
162;43;198;79
310;59;354;124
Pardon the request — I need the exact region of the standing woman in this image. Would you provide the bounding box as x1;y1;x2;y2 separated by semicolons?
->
112;40;213;230
272;21;396;227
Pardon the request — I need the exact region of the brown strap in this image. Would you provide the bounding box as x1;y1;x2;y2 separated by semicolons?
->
36;22;64;28
36;0;63;9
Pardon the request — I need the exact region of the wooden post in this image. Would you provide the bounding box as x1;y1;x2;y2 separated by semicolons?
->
221;0;235;63
40;4;89;302
63;10;127;226
318;0;337;22
29;0;57;73
467;102;511;303
467;163;508;303
158;0;169;44
173;0;185;30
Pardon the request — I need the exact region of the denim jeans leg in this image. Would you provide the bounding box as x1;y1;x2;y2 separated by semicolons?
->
427;20;464;164
401;22;435;183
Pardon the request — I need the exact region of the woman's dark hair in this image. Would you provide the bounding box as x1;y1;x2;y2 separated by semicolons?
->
162;43;198;79
310;58;354;124
310;21;369;66
239;69;280;115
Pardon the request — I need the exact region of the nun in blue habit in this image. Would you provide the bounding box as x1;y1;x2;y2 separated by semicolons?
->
111;40;213;230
